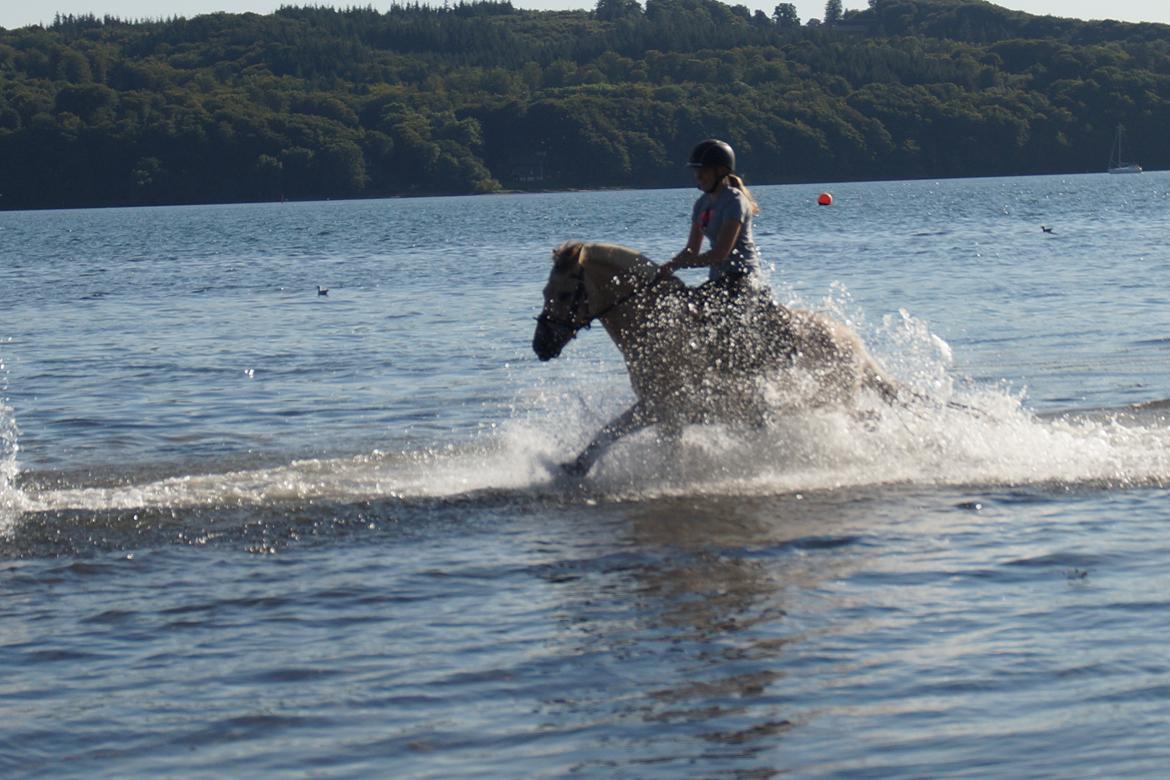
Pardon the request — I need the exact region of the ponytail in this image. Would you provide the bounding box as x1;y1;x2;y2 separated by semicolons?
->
727;173;760;216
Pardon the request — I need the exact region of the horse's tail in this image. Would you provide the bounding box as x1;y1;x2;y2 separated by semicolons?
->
864;366;990;418
862;364;901;405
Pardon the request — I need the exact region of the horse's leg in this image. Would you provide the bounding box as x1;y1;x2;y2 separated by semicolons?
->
562;402;652;477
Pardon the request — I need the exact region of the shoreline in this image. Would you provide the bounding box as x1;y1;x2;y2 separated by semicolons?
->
0;168;1159;215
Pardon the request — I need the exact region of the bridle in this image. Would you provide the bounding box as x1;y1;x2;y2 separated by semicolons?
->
535;265;661;341
536;267;591;338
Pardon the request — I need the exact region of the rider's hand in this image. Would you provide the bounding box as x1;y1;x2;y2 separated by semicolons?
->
657;249;693;280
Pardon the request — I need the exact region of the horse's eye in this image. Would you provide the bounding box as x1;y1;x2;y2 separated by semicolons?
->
557;291;572;302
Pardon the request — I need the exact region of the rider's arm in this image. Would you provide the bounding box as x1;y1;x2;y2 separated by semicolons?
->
684;220;704;255
663;219;742;274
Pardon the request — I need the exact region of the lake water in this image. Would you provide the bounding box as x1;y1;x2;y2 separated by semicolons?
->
3;173;1170;777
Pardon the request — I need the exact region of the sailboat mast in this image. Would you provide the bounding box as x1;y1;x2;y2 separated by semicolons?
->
1108;123;1142;174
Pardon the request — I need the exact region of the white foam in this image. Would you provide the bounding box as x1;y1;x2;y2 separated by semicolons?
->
23;442;552;513
586;395;1170;498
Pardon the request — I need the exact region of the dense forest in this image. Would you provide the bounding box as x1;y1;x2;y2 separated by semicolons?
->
1;0;1168;208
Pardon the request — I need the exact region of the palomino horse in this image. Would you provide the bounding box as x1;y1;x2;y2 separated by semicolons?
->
533;241;899;476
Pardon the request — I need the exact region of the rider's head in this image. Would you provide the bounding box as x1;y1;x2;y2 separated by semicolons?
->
686;139;735;193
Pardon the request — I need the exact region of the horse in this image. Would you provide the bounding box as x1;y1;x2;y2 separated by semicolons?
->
533;241;900;476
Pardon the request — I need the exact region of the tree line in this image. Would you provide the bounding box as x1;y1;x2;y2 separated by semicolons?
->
1;0;1168;209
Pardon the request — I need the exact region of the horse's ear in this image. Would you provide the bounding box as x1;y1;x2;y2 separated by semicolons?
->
553;241;586;272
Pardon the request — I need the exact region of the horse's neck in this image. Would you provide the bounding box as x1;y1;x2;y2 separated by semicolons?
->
582;244;656;310
586;251;681;364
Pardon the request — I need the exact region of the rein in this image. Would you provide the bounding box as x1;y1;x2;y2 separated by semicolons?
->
537;267;663;337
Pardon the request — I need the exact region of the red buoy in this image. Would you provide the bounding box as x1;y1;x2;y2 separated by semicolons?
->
817;192;833;206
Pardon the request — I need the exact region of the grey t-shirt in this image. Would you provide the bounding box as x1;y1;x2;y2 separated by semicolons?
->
691;186;761;281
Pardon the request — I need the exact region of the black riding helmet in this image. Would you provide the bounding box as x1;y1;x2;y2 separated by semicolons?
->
686;139;736;171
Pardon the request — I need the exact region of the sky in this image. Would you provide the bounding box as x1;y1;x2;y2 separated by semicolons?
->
3;0;1169;31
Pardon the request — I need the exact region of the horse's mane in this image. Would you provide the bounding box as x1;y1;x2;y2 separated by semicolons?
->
553;241;656;279
552;242;583;273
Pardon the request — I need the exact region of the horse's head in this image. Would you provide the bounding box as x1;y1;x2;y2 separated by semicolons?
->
533;242;590;361
533;241;659;361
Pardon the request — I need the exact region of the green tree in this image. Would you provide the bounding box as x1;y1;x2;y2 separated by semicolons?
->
774;3;800;28
596;0;642;21
0;0;1168;209
824;0;843;25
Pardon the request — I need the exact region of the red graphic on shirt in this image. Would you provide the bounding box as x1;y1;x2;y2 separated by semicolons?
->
700;208;713;231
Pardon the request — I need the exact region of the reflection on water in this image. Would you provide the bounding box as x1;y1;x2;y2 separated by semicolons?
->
519;491;899;770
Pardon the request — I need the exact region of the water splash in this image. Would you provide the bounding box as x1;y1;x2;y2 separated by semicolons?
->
23;436;559;513
0;354;21;534
23;393;1170;517
513;291;1170;496
16;295;1170;517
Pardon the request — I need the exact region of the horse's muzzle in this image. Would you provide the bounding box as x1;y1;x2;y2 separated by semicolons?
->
533;314;573;361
